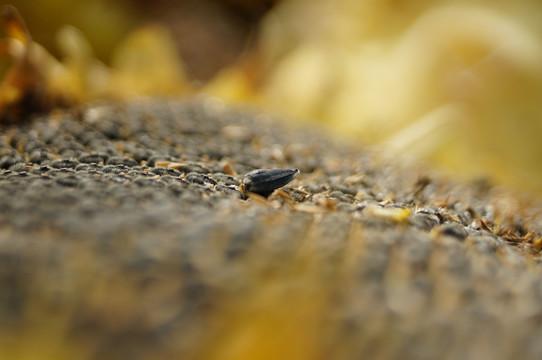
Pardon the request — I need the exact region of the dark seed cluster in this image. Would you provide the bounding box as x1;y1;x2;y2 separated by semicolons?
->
0;97;541;360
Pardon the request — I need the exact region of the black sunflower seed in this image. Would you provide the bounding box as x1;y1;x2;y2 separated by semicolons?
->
241;168;300;198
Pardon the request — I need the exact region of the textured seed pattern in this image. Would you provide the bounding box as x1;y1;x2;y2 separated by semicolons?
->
0;98;541;360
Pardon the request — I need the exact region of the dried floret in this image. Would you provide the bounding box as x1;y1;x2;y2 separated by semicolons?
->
0;5;69;123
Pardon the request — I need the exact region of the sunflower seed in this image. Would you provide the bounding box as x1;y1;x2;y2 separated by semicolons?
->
240;168;300;198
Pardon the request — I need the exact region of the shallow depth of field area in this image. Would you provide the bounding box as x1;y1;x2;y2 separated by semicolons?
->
3;0;542;194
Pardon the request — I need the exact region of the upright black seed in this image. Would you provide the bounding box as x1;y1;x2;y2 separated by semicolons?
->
241;168;299;198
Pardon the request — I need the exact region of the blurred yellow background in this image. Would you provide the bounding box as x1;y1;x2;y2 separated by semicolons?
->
2;0;542;193
251;0;542;195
